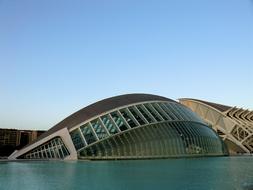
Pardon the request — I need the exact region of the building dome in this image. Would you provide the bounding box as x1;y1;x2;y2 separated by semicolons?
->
9;94;227;160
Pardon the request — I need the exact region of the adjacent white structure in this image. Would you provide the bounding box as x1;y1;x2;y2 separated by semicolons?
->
179;98;253;155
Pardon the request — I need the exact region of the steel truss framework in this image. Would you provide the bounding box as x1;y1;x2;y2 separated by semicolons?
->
15;98;227;160
179;99;253;154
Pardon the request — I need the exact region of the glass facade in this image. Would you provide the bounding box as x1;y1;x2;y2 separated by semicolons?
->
69;101;227;159
80;124;97;145
101;115;119;134
20;137;70;159
79;122;224;158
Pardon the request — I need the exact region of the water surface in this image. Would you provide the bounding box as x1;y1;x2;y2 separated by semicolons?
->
1;157;253;190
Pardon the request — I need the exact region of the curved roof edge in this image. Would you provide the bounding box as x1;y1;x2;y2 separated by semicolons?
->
179;98;232;112
25;93;175;148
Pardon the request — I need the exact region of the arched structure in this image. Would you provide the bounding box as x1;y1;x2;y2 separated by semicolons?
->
179;98;253;155
9;94;227;160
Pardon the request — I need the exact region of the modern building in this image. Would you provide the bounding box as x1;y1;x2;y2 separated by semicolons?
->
179;99;253;155
9;94;227;160
0;129;45;157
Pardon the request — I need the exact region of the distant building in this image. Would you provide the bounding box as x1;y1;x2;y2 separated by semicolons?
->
9;94;227;160
0;129;18;148
179;99;253;155
0;129;45;157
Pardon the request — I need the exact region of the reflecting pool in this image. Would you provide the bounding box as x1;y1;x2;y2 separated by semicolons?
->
1;157;253;190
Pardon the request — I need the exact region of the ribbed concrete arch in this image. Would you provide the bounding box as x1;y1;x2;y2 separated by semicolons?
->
179;98;253;155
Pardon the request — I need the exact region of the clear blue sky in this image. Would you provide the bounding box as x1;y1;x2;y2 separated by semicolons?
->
0;0;253;130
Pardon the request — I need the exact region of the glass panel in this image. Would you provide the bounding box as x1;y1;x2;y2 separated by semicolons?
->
168;123;186;152
128;106;146;125
96;143;106;157
185;107;204;123
60;145;68;157
136;105;153;123
176;105;192;121
170;104;188;120
144;104;162;122
80;124;97;144
182;123;199;154
58;147;64;159
91;119;109;140
166;103;184;120
108;138;119;157
70;129;85;150
126;132;136;156
122;133;132;156
110;112;128;131
148;126;161;155
49;148;55;158
151;103;169;120
135;128;147;156
158;103;176;120
102;140;112;156
115;135;125;156
120;109;137;128
46;149;51;159
101;114;119;134
21;137;69;160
